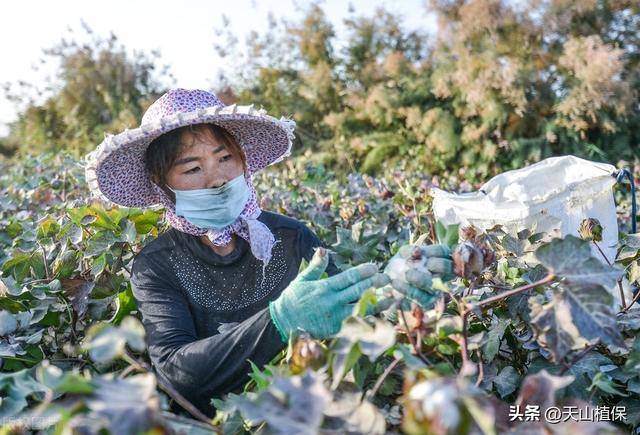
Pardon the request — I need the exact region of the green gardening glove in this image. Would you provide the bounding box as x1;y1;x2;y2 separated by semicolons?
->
375;244;454;313
269;247;390;342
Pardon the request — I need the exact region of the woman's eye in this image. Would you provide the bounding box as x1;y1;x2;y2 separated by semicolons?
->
185;167;201;174
220;155;232;162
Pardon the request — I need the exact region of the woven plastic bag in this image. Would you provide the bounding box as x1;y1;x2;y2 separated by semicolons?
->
432;155;619;261
431;155;640;307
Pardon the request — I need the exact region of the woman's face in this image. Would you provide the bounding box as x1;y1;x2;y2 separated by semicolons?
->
165;127;245;191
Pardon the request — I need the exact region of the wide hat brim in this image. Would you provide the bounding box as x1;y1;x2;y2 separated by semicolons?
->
85;104;295;208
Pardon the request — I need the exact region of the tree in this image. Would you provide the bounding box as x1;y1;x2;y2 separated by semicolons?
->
3;22;173;157
214;0;639;178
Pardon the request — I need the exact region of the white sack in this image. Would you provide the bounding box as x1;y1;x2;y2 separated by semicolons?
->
432;155;618;260
431;155;631;304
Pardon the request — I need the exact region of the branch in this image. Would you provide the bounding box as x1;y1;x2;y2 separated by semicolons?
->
460;299;470;368
460;274;555;364
39;243;50;280
362;357;402;402
594;241;626;309
621;287;640;313
399;309;431;366
475;350;485;387
559;343;598;375
472;273;555;310
122;349;218;430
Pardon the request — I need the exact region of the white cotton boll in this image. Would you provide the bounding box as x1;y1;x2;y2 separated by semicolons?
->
384;246;431;288
408;380;461;429
385;256;409;282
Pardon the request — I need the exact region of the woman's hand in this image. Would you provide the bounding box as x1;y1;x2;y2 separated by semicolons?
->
268;247;390;341
375;244;454;312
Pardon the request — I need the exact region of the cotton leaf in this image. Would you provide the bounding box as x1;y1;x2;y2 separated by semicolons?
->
81;373;160;434
529;282;625;362
337;316;396;361
0;369;49;418
617;310;640;332
83;316;146;364
331;316;396;388
516;369;574;411
61;279;94;319
481;318;509;363
229;372;330;435
332;225;382;264
0;311;18;336
35;360;94;396
534;235;622;288
493;366;519;398
323;384;386;434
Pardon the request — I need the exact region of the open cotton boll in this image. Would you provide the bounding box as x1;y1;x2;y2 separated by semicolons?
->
384;246;431;287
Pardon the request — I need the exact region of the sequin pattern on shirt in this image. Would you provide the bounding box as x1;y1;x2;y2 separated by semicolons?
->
168;238;289;311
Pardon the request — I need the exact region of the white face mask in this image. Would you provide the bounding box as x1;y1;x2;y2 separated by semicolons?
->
169;173;249;229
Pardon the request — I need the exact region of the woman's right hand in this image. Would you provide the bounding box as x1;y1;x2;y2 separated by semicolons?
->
268;247;389;341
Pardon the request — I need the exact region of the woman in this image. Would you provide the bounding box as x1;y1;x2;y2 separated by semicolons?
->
85;88;452;417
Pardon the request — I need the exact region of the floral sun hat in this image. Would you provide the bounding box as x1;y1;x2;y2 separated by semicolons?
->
85;88;296;272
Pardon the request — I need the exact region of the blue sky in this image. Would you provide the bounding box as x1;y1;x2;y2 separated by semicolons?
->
0;0;436;136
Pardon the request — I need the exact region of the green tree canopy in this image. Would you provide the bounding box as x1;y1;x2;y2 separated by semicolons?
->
215;0;639;178
3;2;639;177
2;23;172;157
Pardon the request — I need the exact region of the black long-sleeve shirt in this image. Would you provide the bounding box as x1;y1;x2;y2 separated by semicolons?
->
130;210;339;418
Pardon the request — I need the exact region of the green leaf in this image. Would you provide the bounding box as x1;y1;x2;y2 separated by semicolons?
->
85;373;160;433
36;216;60;241
128;209;160;234
436;342;459;355
0;297;28;313
5;221;23;239
0;369;49;418
331;343;362;390
481;318;509;363
247;360;272;391
0;310;18;335
84;231;117;257
493;366;519;398
67;206;100;228
58;222;83;245
355;288;378;317
565;351;614;401
119;219;137;243
617;310;640;332
111;285;138;325
588;372;628;397
435;221;459;248
52;247;78;279
529;282;625;362
624;336;640;373
617;398;640;426
535;235;622;288
91;253;108;278
88;206;121;231
83;316;146;364
36;361;94;395
3;252;33;282
393;344;427;370
228;372;330;434
332;223;382;264
0;276;24;297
